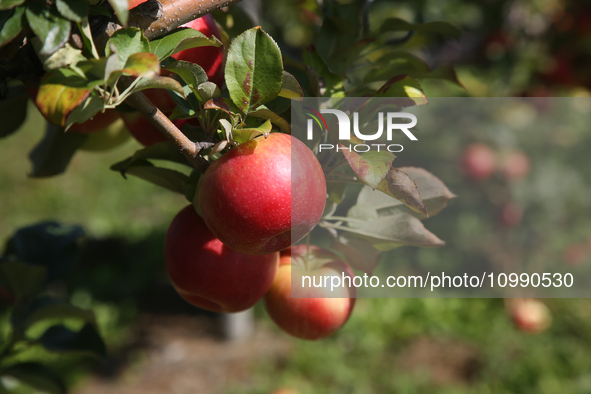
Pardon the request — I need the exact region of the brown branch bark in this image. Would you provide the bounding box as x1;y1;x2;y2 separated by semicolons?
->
120;77;210;172
110;0;244;172
129;0;242;40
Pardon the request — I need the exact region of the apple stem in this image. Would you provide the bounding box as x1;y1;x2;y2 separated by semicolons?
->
121;76;210;172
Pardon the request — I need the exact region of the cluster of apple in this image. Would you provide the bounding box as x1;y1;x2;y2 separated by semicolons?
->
164;132;357;340
27;14;224;150
459;143;531;182
459;143;531;227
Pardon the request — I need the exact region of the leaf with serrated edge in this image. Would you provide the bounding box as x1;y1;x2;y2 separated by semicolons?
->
341;148;395;189
122;165;189;194
149;28;222;61
376;167;427;216
358;167;456;220
225;27;283;114
278;71;303;100
249;105;290;134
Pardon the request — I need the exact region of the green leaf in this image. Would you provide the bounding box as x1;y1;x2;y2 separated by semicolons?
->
133;76;185;98
225;27;283;114
378;18;461;40
25;0;71;55
0;261;46;301
302;44;345;97
20;297;96;330
111;141;188;167
376;167;427;216
39;323;107;357
106;52;159;86
55;0;87;23
278;71;303;100
5;221;85;282
105;27;149;69
121;163;190;194
419;64;464;86
108;0;128;25
164;60;208;94
0;0;24;11
360;51;430;84
326;38;375;78
331;233;381;274
36;68;91;127
0;87;28;138
357;167;456;220
29;123;88;177
232;119;273;144
249;105;290;134
196;82;220;103
41;42;85;71
78;17;99;59
340;149;395;189
341;207;445;250
149;27;223;61
65;95;105;131
0;363;66;394
327;182;347;204
0;6;24;47
375;75;426;103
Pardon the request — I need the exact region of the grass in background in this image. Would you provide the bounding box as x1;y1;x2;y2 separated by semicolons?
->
0;102;187;242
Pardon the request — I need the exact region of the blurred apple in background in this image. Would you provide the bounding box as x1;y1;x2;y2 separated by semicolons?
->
510;298;552;334
460;143;497;180
500;150;531;180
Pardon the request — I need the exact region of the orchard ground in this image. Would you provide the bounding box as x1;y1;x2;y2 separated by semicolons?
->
3;102;591;393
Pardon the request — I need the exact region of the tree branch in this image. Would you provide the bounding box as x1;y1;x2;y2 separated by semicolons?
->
120;77;210;172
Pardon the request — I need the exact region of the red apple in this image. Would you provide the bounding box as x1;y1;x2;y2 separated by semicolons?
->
459;143;497;180
172;15;225;87
500;150;531;180
264;245;356;340
510;298;552;334
198;133;327;255
164;205;279;313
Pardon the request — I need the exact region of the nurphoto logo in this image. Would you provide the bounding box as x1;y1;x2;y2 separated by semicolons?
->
303;106;418;153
